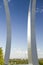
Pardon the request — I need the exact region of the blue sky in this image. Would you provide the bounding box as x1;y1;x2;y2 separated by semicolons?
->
0;0;43;59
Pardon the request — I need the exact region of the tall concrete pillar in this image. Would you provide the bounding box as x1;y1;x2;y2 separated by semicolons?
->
3;0;11;65
27;0;39;65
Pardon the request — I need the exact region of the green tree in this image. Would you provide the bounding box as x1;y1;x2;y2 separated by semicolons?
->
0;47;4;65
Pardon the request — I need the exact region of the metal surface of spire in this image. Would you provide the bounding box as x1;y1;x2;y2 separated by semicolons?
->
27;0;39;65
3;0;39;65
3;0;11;65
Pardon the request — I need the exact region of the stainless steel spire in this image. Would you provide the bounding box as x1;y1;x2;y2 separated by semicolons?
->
27;0;39;65
3;0;11;65
3;0;39;65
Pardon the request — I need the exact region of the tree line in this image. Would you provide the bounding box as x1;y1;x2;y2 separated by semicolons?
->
0;47;43;65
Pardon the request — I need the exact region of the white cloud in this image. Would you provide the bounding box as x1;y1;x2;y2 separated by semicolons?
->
3;47;43;59
37;48;43;58
36;8;39;13
10;48;43;59
8;0;11;2
36;8;43;13
40;9;43;13
10;48;28;59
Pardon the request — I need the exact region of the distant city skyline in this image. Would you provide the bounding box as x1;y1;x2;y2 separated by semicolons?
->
0;0;43;59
